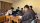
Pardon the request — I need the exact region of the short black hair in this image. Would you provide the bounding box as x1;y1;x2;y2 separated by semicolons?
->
11;7;14;9
18;7;19;8
21;8;23;9
30;6;32;8
24;5;29;9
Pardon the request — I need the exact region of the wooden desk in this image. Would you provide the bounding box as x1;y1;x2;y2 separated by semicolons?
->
0;16;5;22
6;15;21;23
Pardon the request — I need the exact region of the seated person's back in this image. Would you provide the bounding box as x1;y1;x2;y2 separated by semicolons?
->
12;11;17;16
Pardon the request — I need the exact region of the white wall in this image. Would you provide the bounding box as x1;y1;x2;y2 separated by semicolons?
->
0;0;12;3
12;0;40;14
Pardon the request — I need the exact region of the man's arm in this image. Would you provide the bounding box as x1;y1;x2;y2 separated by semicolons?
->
5;11;9;15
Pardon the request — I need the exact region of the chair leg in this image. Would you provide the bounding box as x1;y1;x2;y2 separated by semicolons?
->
12;20;17;23
12;20;14;23
14;22;17;23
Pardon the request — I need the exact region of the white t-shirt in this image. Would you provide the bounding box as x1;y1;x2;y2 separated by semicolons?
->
5;9;12;15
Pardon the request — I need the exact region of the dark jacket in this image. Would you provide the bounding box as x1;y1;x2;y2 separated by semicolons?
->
22;10;34;23
31;9;37;20
20;10;24;16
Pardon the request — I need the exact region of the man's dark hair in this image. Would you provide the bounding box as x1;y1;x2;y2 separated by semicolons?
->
24;5;29;9
30;6;32;9
11;7;14;9
18;7;19;8
21;8;23;9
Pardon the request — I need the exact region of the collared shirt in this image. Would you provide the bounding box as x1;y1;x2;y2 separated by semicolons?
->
5;9;12;15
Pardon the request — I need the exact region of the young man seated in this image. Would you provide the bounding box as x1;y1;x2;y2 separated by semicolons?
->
5;7;14;16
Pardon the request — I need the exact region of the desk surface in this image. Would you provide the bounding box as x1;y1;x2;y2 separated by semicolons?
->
0;15;22;23
6;15;22;23
0;16;5;22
